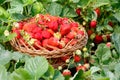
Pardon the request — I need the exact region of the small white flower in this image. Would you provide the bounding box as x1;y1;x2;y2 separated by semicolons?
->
58;66;62;70
13;22;19;28
4;30;10;36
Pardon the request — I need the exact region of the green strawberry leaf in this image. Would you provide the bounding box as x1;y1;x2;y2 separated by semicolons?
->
0;65;8;80
62;6;77;18
53;70;64;80
92;0;110;8
111;27;120;56
10;68;32;80
47;2;62;16
8;0;23;14
0;50;12;65
95;43;111;64
24;56;49;79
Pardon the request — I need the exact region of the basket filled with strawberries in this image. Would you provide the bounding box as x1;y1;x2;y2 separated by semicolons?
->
10;14;88;68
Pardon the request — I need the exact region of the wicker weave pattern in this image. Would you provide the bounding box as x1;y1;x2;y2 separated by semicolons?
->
10;32;88;58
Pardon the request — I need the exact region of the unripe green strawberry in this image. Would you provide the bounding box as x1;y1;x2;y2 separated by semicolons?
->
82;47;88;52
75;49;82;55
102;35;107;42
90;33;96;40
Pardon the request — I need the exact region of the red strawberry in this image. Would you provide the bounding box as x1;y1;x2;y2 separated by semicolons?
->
106;34;111;41
48;21;58;31
70;39;77;45
108;21;113;27
76;65;86;71
61;56;70;62
66;31;76;39
62;69;71;76
42;30;52;39
33;40;41;49
48;37;59;47
76;8;81;15
34;33;43;40
47;29;54;35
90;20;97;28
77;30;84;36
70;22;79;28
60;24;71;36
42;39;49;48
57;18;62;24
87;30;93;36
95;8;100;17
94;35;103;44
23;22;38;32
106;42;111;48
71;27;79;32
18;22;24;29
61;38;70;45
74;55;81;62
33;27;42;33
13;29;21;39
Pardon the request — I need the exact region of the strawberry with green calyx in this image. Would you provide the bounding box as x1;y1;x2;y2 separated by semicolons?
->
59;38;70;48
94;34;103;44
61;38;70;45
54;32;61;39
90;20;97;28
74;55;81;62
62;69;71;76
42;30;52;39
60;24;71;36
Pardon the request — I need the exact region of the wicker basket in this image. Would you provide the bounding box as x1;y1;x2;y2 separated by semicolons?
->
10;14;88;68
10;32;88;58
